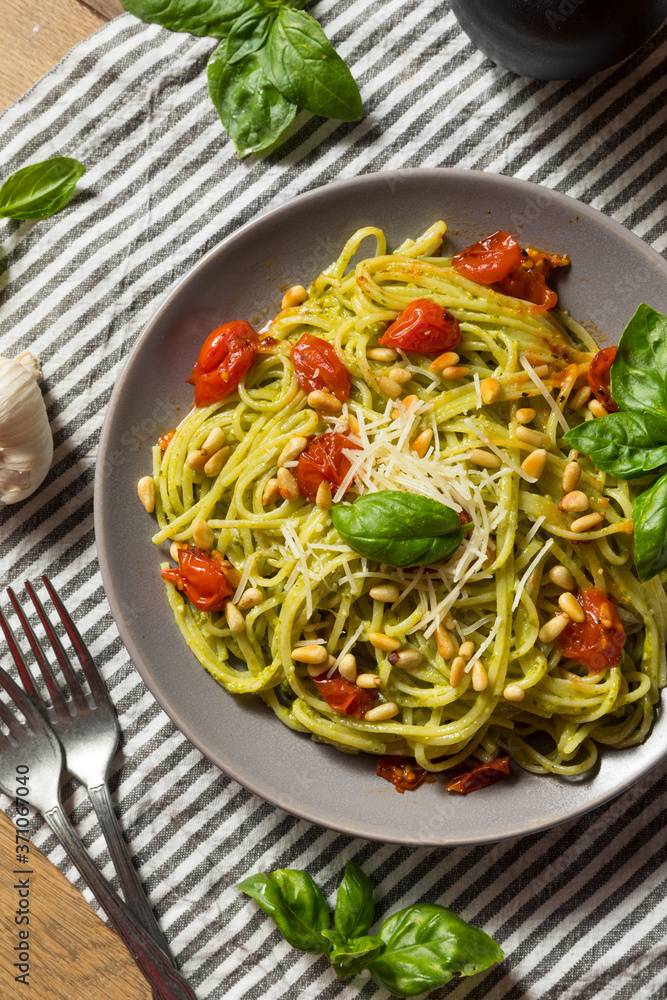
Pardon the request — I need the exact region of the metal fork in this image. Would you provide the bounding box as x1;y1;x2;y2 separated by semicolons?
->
0;576;168;955
0;660;197;1000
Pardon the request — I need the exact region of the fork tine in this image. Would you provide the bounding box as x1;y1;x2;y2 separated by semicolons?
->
0;600;41;703
6;588;69;719
0;662;49;733
24;581;88;713
0;687;27;741
40;576;110;708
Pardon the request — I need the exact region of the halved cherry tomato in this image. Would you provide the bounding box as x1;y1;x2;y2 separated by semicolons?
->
161;546;232;614
376;755;435;793
452;231;523;283
587;346;619;413
187;321;259;408
296;432;361;502
292;333;351;401
446;756;511;793
495;246;569;312
559;588;625;673
379;299;461;355
311;669;378;718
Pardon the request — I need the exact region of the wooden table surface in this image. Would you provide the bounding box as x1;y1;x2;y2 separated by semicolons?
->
1;7;159;998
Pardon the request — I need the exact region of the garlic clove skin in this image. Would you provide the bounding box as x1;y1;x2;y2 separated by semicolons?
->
0;354;53;505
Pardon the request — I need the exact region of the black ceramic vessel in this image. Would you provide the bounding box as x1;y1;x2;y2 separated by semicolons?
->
451;0;667;79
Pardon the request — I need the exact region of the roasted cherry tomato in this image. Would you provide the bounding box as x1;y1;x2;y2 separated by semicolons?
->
445;756;511;793
379;299;461;355
311;669;378;718
158;429;176;450
296;432;360;502
291;333;351;402
587;346;619;413
559;588;625;673
495;246;570;312
452;231;523;283
187;321;259;408
161;546;232;614
376;755;435;793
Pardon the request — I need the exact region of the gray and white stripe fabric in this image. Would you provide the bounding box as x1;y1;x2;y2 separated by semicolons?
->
1;5;667;998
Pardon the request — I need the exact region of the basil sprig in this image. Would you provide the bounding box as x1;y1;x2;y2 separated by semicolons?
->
564;304;667;582
122;0;362;157
0;157;86;220
330;491;465;568
237;860;503;995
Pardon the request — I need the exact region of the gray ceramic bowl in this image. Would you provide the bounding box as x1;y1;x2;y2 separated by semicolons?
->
95;169;667;846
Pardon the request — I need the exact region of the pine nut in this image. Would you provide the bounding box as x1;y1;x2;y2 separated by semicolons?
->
599;602;613;629
225;602;245;634
237;587;264;611
327;654;336;669
388;367;412;384
369;632;402;652
459;641;475;661
538;613;570;643
307;390;342;415
292;644;328;664
429;352;460;372
262;478;280;505
169;541;183;562
369;584;400;602
411;428;433;458
187;449;208;472
201;427;225;456
549;565;575;590
444;611;457;631
468;449;501;469
137;476;155;513
521;448;547;479
516;407;536;424
435;624;455;659
559;592;586;622
204;445;231;477
347;414;360;436
281;284;307;309
562;461;581;493
570;511;604;533
388;649;423;669
192;518;214;550
377;376;403;399
391;394;419;419
356;673;382;688
316;480;332;510
516;425;543;447
471;660;488;691
338;653;357;682
570;385;591;411
367;347;398;362
219;560;242;587
364;702;399;722
278;436;308;467
441;365;470;379
504;684;525;702
559;490;589;513
307;661;330;677
480;377;502;404
588;399;609;418
449;656;466;687
277;467;300;501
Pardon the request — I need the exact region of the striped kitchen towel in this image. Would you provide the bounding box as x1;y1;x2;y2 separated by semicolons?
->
1;4;667;998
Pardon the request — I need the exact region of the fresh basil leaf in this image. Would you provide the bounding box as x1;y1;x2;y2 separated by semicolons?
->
368;903;504;998
264;7;362;121
563;411;667;479
208;43;298;157
226;4;276;64
334;860;375;940
236;869;331;954
121;0;253;37
633;472;667;582
330;492;465;568
610;304;667;419
0;157;85;221
324;931;384;977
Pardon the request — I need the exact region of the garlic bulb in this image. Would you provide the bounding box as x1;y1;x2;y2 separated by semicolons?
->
0;352;53;505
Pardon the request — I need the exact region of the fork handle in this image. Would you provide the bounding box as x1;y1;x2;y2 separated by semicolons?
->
45;804;198;1000
87;782;172;959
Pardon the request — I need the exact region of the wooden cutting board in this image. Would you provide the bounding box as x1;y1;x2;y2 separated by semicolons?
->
0;809;151;999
